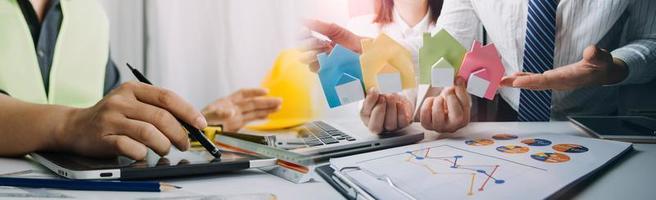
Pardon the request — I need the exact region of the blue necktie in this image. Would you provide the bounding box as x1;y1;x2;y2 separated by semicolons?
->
518;0;557;121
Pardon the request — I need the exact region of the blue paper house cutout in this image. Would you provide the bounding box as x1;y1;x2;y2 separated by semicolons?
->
318;44;365;108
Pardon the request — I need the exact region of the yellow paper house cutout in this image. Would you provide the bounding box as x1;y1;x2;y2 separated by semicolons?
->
380;64;398;73
360;33;417;92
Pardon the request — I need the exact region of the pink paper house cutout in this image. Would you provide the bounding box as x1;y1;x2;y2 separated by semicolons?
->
457;41;505;100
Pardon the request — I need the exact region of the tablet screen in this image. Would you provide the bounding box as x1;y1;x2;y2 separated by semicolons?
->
570;116;656;136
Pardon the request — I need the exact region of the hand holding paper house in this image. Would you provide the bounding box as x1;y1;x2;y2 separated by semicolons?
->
457;41;505;100
317;44;365;108
360;33;416;93
418;29;466;87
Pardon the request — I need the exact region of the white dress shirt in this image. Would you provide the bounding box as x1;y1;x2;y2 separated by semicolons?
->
404;0;656;120
347;8;436;65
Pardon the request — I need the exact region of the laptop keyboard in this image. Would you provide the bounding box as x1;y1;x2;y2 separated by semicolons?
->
301;121;356;147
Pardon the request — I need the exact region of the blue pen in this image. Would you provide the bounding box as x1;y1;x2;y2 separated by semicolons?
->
0;177;180;192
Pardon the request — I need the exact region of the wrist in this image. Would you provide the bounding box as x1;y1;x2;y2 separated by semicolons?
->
606;57;629;85
47;106;81;152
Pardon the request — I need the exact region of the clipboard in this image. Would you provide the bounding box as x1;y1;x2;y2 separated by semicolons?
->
316;165;380;200
316;134;634;200
316;165;366;200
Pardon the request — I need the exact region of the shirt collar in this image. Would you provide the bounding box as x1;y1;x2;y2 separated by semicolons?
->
392;7;431;34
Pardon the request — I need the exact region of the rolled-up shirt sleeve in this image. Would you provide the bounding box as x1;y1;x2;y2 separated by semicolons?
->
611;0;656;85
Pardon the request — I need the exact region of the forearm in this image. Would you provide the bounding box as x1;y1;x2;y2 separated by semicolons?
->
606;57;629;85
0;95;75;157
611;39;656;85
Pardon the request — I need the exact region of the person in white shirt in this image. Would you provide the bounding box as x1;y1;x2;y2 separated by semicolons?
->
300;0;451;134
416;0;656;132
305;0;656;133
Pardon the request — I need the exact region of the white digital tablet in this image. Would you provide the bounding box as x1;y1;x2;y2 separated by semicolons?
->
30;148;276;180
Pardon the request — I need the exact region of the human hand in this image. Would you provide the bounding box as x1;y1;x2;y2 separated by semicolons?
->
298;19;366;72
501;45;629;90
360;88;413;134
57;82;207;160
202;88;282;132
420;78;471;133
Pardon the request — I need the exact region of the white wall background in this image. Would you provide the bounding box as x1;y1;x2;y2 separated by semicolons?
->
98;0;655;119
97;0;144;81
99;0;359;110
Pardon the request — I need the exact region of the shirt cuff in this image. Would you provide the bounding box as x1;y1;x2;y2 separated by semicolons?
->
610;47;653;86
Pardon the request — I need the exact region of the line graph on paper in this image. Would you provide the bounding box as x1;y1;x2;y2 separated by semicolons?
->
339;145;548;200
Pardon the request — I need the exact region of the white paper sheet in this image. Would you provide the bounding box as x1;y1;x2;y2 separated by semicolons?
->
330;133;632;200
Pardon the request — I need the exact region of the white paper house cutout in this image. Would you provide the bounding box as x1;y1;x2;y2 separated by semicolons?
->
431;57;455;87
467;68;490;99
377;64;403;93
334;73;365;105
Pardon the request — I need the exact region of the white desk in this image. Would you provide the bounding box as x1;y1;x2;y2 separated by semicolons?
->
1;122;654;200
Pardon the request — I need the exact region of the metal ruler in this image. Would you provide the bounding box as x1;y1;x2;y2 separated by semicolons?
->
215;134;320;183
215;134;315;167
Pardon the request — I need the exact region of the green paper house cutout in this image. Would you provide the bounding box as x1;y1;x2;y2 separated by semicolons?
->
418;29;466;84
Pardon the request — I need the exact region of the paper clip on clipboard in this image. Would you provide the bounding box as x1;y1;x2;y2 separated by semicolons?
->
316;165;418;200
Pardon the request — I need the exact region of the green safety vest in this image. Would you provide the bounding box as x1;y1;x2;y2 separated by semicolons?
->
0;0;109;108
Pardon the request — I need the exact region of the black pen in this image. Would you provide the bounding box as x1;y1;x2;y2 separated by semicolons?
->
126;63;221;158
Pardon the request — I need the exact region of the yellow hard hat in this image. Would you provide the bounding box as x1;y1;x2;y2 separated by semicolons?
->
246;49;317;131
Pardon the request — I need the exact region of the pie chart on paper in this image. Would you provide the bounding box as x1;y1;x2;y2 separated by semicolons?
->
530;152;571;163
521;138;552;146
492;134;518;140
552;144;589;153
496;145;530;154
464;139;495;146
